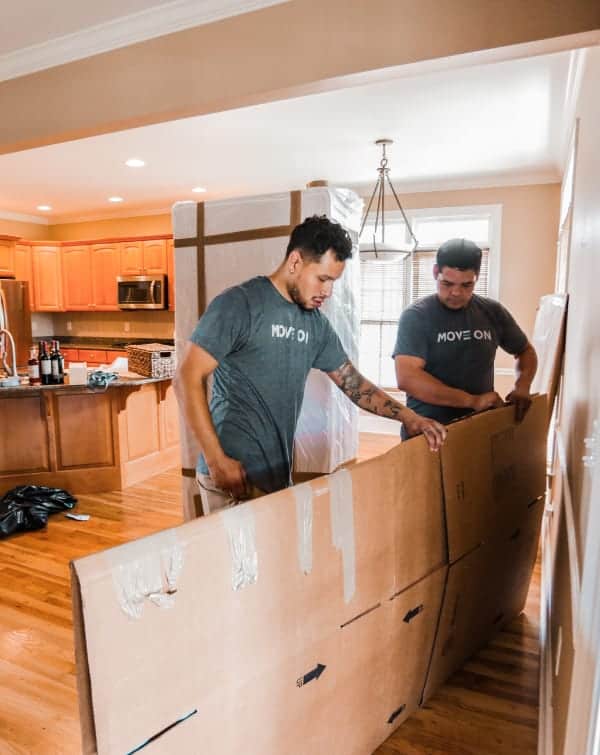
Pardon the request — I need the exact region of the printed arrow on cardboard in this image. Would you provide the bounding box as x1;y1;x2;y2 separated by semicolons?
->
296;663;326;687
403;604;424;623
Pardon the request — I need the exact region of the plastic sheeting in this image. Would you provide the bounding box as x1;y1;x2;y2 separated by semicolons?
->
0;485;77;538
172;189;363;512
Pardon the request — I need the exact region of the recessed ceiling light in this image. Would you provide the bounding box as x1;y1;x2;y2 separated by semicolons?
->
108;196;124;203
192;186;207;193
125;158;145;168
37;205;52;211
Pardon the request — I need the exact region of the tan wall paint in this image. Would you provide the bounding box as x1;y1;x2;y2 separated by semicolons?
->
1;0;599;153
0;218;50;240
373;183;561;372
48;213;171;241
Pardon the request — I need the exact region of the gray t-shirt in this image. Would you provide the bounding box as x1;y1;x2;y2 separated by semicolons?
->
190;276;348;493
393;294;528;424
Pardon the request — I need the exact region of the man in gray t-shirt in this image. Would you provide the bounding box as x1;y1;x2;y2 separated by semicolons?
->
394;238;538;428
175;216;446;515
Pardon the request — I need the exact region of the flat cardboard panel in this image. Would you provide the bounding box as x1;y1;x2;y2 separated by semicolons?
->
72;440;446;754
530;293;568;412
423;499;544;702
386;436;447;591
441;395;547;562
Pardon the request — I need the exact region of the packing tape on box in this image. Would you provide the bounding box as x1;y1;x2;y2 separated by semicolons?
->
221;505;258;591
293;483;313;575
108;530;184;619
328;468;356;604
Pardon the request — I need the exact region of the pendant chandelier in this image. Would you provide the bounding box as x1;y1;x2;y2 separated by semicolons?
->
359;139;418;261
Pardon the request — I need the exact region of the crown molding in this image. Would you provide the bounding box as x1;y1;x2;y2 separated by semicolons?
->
0;0;290;83
347;170;562;196
0;209;49;225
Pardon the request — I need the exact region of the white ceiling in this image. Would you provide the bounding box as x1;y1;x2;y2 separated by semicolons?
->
0;49;573;225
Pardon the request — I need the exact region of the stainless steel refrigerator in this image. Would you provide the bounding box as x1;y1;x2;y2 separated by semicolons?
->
0;279;33;373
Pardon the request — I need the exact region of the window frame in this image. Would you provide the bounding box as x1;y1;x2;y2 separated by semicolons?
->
358;203;503;390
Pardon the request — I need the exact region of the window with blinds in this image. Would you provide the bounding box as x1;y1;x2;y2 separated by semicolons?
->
359;211;492;387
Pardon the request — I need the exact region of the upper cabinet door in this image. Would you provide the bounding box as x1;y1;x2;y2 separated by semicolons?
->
91;244;120;310
167;239;175;311
32;246;63;312
120;241;144;275
14;244;34;309
142;239;167;275
62;246;93;310
0;238;16;277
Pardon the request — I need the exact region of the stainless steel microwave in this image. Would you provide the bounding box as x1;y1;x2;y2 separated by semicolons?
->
117;275;167;310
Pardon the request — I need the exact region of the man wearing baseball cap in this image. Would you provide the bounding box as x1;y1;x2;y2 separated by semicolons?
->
393;238;537;432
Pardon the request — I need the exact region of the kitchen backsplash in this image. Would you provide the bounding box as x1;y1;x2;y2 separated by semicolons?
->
46;311;175;339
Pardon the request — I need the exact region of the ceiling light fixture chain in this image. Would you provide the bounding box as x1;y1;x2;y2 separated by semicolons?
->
359;138;418;261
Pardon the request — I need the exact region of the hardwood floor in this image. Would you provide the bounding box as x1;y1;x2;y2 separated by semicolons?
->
0;436;539;755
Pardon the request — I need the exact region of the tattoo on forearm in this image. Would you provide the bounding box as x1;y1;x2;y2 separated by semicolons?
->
383;399;401;419
332;362;406;419
334;362;370;404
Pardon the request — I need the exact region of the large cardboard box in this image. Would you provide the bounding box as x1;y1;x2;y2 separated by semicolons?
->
72;401;547;754
440;395;547;562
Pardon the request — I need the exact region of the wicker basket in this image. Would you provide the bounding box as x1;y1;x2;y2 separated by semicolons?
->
126;343;175;378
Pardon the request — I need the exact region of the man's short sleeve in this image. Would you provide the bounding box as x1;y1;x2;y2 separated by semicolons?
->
492;302;529;356
393;307;429;362
189;287;250;362
312;316;348;373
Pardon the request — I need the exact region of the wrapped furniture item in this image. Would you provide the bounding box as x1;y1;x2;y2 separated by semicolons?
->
172;188;362;519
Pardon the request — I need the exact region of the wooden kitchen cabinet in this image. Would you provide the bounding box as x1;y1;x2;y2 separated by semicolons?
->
62;246;93;310
106;349;127;361
142;239;167;274
119;241;144;275
77;348;107;365
32;245;63;312
91;244;120;310
0;237;16;277
119;239;167;275
62;348;80;365
14;244;34;309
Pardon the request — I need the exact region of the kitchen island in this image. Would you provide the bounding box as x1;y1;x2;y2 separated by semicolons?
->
0;376;179;495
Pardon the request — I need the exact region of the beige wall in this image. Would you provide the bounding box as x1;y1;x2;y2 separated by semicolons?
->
0;218;50;240
375;183;561;375
1;0;598;154
48;213;171;241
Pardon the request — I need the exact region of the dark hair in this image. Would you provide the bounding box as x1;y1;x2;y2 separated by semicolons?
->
436;238;482;275
286;215;353;262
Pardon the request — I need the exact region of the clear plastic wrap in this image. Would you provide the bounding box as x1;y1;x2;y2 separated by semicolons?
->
221;505;258;591
293;188;363;473
109;531;184;619
293;482;314;575
328;468;356;604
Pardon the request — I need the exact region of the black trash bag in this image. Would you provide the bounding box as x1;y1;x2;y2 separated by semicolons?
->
0;485;77;538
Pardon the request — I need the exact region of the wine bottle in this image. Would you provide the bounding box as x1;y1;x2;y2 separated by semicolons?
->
50;339;65;384
28;346;41;385
39;341;52;386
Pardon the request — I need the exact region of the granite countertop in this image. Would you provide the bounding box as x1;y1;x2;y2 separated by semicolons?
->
36;336;175;350
0;374;173;398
